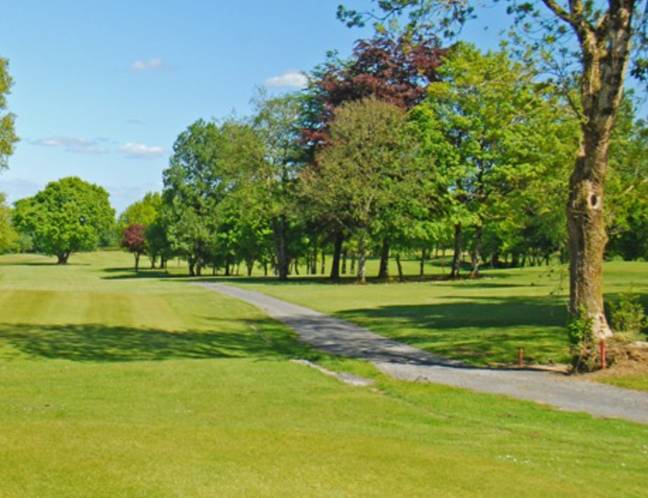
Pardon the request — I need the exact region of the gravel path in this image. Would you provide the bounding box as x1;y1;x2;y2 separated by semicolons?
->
199;282;648;424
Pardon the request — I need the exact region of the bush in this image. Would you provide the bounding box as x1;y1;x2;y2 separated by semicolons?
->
608;294;647;341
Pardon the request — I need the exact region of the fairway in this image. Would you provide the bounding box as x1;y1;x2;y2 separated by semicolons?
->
0;252;647;497
232;259;648;368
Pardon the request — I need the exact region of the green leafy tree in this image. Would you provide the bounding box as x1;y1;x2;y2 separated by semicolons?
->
0;193;18;253
13;177;115;264
411;43;577;277
302;98;428;283
338;0;648;347
253;91;306;280
120;193;166;267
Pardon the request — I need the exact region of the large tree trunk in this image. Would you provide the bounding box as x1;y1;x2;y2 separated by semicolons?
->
556;3;635;341
377;239;390;279
57;252;70;265
567;141;613;339
538;0;635;352
330;232;344;281
450;224;462;279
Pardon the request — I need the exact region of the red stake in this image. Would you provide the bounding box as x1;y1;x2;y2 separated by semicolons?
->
599;340;607;370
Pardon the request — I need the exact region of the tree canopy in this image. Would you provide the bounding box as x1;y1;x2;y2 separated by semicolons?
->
13;177;115;264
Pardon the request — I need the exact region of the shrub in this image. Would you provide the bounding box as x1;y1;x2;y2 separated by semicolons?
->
608;293;647;341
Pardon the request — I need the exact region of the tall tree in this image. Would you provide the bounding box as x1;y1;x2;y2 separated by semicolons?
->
0;193;18;253
338;0;648;340
253;92;305;280
13;177;115;264
302;98;429;283
411;43;578;277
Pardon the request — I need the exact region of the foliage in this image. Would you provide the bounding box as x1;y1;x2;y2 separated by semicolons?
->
411;42;577;274
0;193;18;253
302;98;433;282
12;177;115;264
302;33;444;150
119;192;162;229
608;293;647;339
121;224;147;270
0;57;17;170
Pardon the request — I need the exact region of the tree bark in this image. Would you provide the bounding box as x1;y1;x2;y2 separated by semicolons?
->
396;253;404;282
330;232;344;281
274;217;289;281
470;225;483;278
377;238;390;279
57;252;70;265
134;253;140;272
419;248;427;277
341;249;348;274
357;235;367;284
450;224;462;279
245;258;254;277
542;0;635;343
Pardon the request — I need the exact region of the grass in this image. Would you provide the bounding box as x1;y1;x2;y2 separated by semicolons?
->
221;259;648;370
0;251;647;497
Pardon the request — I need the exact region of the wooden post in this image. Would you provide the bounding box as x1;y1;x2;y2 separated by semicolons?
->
599;340;607;370
518;348;524;368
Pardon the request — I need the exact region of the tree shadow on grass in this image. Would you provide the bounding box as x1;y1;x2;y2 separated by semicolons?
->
0;261;91;267
336;296;572;365
0;319;319;363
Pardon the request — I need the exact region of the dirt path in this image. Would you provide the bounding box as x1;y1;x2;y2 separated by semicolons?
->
199;282;648;424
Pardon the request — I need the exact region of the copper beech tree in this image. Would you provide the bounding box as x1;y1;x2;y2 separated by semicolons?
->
340;0;648;342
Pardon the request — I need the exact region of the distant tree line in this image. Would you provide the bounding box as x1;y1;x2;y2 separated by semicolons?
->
110;38;647;280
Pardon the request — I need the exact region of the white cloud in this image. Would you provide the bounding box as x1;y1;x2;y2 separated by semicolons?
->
119;143;165;159
265;71;308;89
30;136;109;155
131;58;165;72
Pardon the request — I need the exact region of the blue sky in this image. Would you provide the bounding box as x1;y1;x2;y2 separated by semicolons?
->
0;1;512;212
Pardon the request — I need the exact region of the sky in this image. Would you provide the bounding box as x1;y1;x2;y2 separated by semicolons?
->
0;1;515;212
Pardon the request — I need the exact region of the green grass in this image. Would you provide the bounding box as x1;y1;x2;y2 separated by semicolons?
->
600;374;648;392
225;259;648;368
1;252;647;497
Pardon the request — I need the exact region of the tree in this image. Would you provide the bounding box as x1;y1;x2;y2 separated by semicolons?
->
0;193;18;253
0;57;17;171
121;224;147;271
607;98;648;260
302;98;430;283
302;33;444;151
338;0;648;341
120;193;165;267
253;92;305;280
119;192;161;228
163;118;267;276
163;120;224;276
411;43;578;277
13;177;115;264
